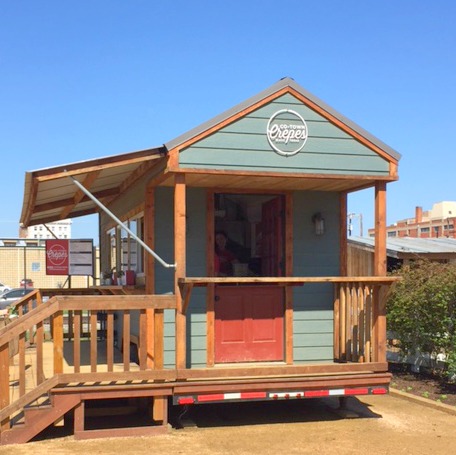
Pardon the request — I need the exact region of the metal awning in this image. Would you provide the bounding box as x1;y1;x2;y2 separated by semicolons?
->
20;147;166;228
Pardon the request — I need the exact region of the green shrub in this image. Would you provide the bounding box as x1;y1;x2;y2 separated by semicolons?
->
387;260;456;380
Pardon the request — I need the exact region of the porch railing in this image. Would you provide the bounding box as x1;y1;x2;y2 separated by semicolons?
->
178;276;399;371
0;290;176;431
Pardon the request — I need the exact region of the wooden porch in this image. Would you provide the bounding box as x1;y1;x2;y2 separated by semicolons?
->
0;276;397;444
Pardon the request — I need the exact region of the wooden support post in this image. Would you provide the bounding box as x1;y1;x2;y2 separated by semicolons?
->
174;173;186;370
285;193;293;364
145;183;155;369
206;191;215;367
339;192;348;276
73;400;85;434
335;193;348;362
373;181;387;363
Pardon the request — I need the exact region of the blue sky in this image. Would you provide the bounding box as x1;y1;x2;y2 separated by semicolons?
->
1;1;455;239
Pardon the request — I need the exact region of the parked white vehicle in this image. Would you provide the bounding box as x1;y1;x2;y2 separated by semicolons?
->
0;282;11;295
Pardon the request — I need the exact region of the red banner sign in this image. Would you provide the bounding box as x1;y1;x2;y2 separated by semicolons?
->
45;239;70;275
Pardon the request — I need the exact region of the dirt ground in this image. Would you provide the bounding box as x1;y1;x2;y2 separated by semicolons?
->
391;370;456;406
1;393;455;455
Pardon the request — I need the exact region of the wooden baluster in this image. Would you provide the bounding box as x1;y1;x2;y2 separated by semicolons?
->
53;311;64;374
333;283;340;361
36;292;44;384
107;311;114;372
123;310;130;371
352;283;359;362
365;285;373;363
139;309;147;370
358;284;366;363
74;311;81;373
90;310;97;373
339;283;346;361
0;342;10;433
346;284;353;361
17;305;26;396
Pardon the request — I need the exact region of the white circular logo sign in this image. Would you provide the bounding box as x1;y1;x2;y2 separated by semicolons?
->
266;109;308;156
47;244;68;266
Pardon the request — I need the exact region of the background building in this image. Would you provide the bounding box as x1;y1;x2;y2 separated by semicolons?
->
19;219;72;240
368;201;456;239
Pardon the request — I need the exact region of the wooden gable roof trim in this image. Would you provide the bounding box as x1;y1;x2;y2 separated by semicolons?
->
165;86;291;169
165;77;401;168
32;148;165;182
286;86;400;167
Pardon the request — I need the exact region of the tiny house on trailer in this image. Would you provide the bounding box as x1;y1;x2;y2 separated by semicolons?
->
1;78;400;444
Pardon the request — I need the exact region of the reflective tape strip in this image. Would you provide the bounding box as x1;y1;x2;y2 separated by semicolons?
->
176;386;388;405
197;391;267;403
329;389;345;396
344;388;369;395
304;390;330;398
372;387;388;395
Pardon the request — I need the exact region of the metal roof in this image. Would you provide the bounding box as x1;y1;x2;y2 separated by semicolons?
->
349;236;456;259
20;147;166;228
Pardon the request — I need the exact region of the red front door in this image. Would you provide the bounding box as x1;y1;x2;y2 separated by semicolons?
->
213;194;285;363
214;286;284;363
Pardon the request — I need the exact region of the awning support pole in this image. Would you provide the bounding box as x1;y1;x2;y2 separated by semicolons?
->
68;174;176;269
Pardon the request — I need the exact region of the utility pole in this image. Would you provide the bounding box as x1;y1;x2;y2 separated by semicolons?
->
348;213;363;237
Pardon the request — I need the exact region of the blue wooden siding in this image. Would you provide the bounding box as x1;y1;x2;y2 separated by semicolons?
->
154;187;208;368
179;93;389;176
292;191;339;362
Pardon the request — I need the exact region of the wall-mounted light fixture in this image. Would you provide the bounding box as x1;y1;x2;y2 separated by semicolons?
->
312;212;325;236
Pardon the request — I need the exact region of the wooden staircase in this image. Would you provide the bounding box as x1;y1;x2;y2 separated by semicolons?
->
1;393;80;444
0;289;177;445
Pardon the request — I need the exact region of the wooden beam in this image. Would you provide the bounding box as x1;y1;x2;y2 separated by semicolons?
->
175;362;389;380
179;276;399;287
174;173;187;369
60;170;101;219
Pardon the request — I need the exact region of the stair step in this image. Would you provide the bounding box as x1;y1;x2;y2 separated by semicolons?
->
24;405;53;423
1;394;80;445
